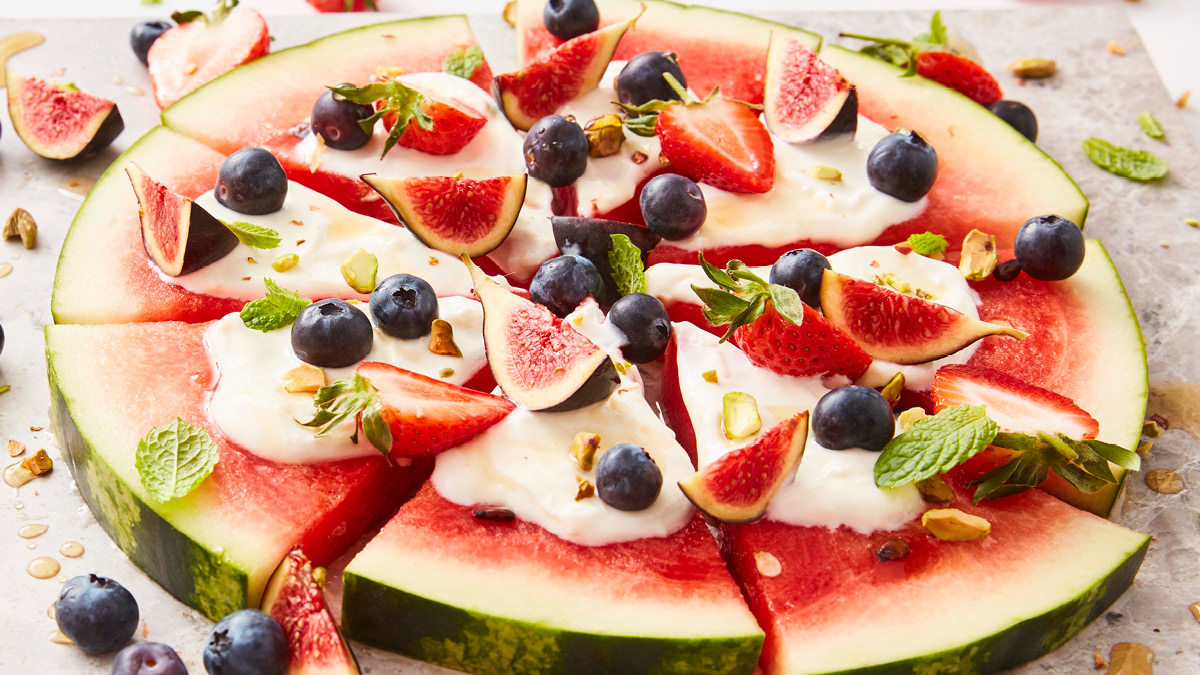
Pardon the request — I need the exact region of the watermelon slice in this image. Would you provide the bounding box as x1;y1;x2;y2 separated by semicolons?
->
342;484;764;675
45;321;427;620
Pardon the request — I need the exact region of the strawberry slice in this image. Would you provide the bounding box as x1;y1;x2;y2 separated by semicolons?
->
733;304;871;379
915;51;1002;105
656;94;776;194
932;364;1099;440
148;1;270;109
357;361;515;458
380;97;487;156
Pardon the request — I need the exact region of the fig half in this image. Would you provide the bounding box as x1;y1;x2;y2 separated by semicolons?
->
763;36;857;143
261;547;360;675
6;73;124;160
126;163;238;277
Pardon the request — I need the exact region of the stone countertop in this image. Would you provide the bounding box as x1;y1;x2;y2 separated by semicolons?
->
0;7;1197;674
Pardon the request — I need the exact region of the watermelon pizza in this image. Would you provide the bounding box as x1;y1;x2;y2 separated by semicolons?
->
40;1;1153;674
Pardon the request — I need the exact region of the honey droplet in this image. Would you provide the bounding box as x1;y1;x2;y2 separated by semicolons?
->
18;523;47;539
59;541;83;558
26;542;35;550
1105;642;1154;674
57;175;96;197
27;556;60;579
47;603;55;619
0;31;45;85
4;461;35;488
48;629;72;645
14;501;24;510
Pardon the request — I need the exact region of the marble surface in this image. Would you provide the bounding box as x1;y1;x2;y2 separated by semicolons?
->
0;7;1197;674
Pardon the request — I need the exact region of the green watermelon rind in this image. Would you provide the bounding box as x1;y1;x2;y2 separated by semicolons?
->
342;570;763;675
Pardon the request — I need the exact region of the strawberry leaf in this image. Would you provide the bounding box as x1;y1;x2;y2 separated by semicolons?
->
298;373;392;455
971;431;1134;503
328;80;433;158
693;254;793;340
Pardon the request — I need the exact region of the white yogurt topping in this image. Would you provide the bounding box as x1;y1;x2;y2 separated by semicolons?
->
564;298;630;363
205;296;487;465
432;377;696;547
672;321;924;534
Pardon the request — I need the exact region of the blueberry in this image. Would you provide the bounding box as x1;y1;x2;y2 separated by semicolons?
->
523;115;589;188
216;148;288;216
311;87;373;151
111;641;188;675
131;20;172;66
203;609;287;675
55;574;139;655
607;293;671;364
530;254;604;317
596;443;662;511
992;258;1022;282
0;322;5;356
291;299;374;367
769;248;831;309
986;100;1038;143
640;173;706;241
866;130;938;203
616;52;687;107
812;386;895;453
370;274;439;339
1013;215;1085;281
543;0;600;41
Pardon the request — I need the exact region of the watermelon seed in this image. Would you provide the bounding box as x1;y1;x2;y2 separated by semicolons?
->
472;507;516;523
754;551;781;577
874;539;910;562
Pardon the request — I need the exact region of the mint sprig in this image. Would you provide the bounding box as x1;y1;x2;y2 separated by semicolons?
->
443;45;485;80
223;220;281;249
841;12;955;77
906;231;948;257
328;80;434;158
171;0;238;25
691;254;804;342
1081;137;1169;182
297;373;392;455
969;432;1141;503
135;418;218;502
1137;111;1165;140
874;405;998;488
608;234;646;296
239;278;310;332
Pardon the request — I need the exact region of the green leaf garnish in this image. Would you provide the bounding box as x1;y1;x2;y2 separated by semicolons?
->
968;432;1140;504
608;234;647;296
1137;111;1165;139
239;278;310;332
328;80;434;158
1081;137;1169;182
223;220;281;249
906;231;948;256
171;0;238;24
691;254;804;342
443;45;485;80
135;418;218;502
0;385;10;395
842;12;956;78
916;11;948;47
874;405;999;488
297;374;392;455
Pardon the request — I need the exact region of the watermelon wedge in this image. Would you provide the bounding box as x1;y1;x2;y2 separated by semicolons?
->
45;321;427;620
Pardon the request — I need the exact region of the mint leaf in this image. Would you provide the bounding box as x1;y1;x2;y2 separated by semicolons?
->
906;231;948;256
874;404;999;488
443;45;485;80
135;418;218;502
1081;137;1169;182
329;80;433;158
916;11;948;47
239;278;310;332
608;234;646;296
297;374;392;455
223;220;281;249
1137;111;1165;139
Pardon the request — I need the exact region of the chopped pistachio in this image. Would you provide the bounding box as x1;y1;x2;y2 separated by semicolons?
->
958;229;998;281
0;263;11;278
1105;643;1154;675
502;0;517;26
271;253;299;273
1141;420;1160;438
875;273;912;294
340;248;378;294
375;65;406;78
754;551;782;577
8;439;25;457
897;407;927;431
1186;218;1199;228
312;566;326;591
1144;469;1184;494
874;538;911;561
813;165;842;181
584;114;625;158
1190;601;1200;624
570;432;601;471
1177;90;1191;109
428;319;463;357
613;360;627;376
282;364;326;394
1007;58;1057;79
21;449;52;476
1136;440;1153;457
701;369;719;384
722;392;762;440
921;508;991;541
915;475;954;504
1105;41;1126;56
575;476;595;501
438;367;455;379
4;208;36;249
880;372;905;404
0;385;10;395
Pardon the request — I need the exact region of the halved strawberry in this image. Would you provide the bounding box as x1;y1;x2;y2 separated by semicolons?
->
147;1;270;109
306;0;375;11
915;51;1002;105
381;97;487;156
656;95;776;194
932;364;1099;439
357;361;516;458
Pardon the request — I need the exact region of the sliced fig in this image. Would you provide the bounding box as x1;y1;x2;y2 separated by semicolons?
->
126;162;238;277
361;173;526;257
261;546;360;675
493;9;642;131
466;257;618;411
763;36;857;143
819;270;1027;364
679;412;808;523
551;216;661;300
6;73;124;160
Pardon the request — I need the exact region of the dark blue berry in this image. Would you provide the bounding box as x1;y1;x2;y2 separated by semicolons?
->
769;248;831;309
530;254;604;317
523;115;589;188
866;130;938;203
543;0;600;41
291;299;374;367
608;293;671;364
812;386;894;453
986;100;1038;143
312;87;373;151
640;173;706;241
131;20;172;66
616;52;687;107
1013;215;1085;281
216;148;288;215
55;574;139;655
596;443;662;511
992;258;1022;282
111;641;189;675
0;322;5;356
370;274;439;339
203;609;287;675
